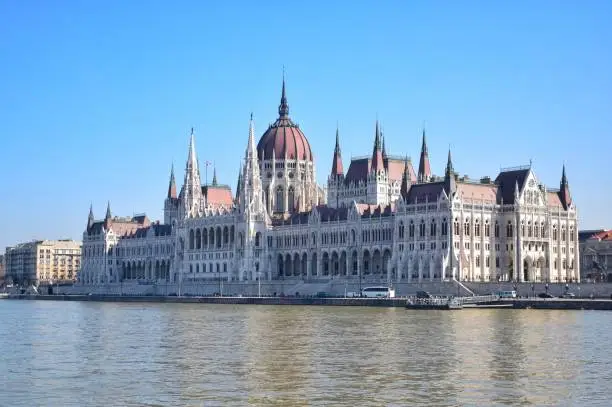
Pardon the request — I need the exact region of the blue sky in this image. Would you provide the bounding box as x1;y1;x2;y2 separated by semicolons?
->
0;0;610;249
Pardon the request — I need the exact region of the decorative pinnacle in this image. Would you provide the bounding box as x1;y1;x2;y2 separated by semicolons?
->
279;70;289;117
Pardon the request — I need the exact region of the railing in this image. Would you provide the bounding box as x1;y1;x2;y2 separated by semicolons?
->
458;294;500;304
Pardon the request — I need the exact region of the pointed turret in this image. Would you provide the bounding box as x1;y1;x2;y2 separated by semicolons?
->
331;126;344;177
180;128;204;218
400;155;412;199
235;163;243;205
514;180;520;203
559;163;572;209
212;166;218;186
417;128;431;183
278;74;289;118
371;120;384;173
87;204;94;230
241;114;265;213
381;131;387;159
167;163;177;199
104;201;112;230
444;149;456;198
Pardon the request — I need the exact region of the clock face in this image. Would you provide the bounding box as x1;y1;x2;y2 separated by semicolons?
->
288;172;294;179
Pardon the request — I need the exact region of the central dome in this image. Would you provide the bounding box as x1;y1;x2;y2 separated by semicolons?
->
256;80;313;162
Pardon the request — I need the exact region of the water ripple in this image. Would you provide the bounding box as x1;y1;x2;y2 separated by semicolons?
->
1;302;611;406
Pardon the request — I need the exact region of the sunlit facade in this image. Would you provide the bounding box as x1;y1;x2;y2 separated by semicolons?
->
79;80;579;287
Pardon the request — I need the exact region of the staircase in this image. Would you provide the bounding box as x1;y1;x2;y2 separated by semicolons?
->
453;278;475;296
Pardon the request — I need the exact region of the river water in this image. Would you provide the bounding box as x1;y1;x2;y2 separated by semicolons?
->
1;301;611;406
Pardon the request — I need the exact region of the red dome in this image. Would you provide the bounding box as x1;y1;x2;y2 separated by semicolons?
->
256;80;314;162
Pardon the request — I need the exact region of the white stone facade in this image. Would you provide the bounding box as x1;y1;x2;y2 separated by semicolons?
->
79;82;580;287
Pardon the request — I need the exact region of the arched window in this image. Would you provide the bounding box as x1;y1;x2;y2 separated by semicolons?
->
474;219;480;237
484;220;490;237
441;218;448;236
287;186;295;212
454;218;460;235
409;221;415;238
475;256;480;267
275;186;284;212
570;226;575;242
541;222;546;238
419;220;426;237
195;229;201;249
223;226;229;245
553;225;558;241
189;229;195;250
209;227;215;246
561;226;566;242
203;228;208;246
430;219;437;237
527;221;532;238
506;221;513;238
495;221;500;237
399;222;405;239
521;221;525;237
464;218;470;236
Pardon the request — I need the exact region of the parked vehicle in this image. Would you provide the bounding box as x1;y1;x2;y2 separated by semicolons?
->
497;290;517;298
361;287;396;298
562;292;576;298
538;292;555;298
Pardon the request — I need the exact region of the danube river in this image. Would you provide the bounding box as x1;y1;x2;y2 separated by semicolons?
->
1;301;611;406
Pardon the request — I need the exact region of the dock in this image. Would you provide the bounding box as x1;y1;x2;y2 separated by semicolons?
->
3;294;612;310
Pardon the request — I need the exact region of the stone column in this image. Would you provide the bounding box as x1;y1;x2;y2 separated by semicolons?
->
418;258;423;283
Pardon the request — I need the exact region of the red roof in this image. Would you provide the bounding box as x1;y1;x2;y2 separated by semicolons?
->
202;185;233;208
344;157;415;185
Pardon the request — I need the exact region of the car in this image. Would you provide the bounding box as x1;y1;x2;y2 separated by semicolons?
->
562;292;576;298
538;292;555;299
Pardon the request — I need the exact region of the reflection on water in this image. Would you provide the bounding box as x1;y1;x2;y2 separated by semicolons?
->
1;301;611;406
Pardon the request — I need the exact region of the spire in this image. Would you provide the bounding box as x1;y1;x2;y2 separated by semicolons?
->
444;149;456;198
241;114;264;213
445;149;454;175
212;166;218;186
104;201;112;230
235;163;243;204
381;131;387;159
180;128;204;218
417;128;431;183
371;120;384;173
87;204;94;230
514;180;520;203
400;155;412;199
331;126;344;176
278;72;289;118
167;163;177;199
559;163;572;209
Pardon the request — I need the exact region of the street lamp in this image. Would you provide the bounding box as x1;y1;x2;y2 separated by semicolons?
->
258;271;261;298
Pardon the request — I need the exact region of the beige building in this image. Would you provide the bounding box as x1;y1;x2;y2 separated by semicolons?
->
5;240;82;285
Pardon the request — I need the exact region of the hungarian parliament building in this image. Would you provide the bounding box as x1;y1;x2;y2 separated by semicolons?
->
79;80;579;287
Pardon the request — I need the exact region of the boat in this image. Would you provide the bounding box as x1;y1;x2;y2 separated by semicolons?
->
405;297;463;310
